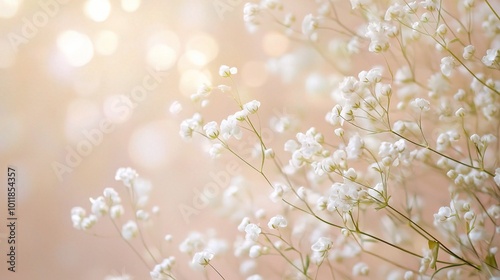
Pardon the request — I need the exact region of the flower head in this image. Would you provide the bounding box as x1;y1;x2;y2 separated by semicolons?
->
219;65;238;77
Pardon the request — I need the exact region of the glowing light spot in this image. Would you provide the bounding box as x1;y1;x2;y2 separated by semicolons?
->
0;39;16;68
57;30;94;67
186;33;218;64
262;32;289;56
121;0;140;12
94;30;118;56
0;0;20;18
242;61;268;87
147;44;177;71
179;69;211;96
84;0;111;22
185;50;207;66
128;121;176;169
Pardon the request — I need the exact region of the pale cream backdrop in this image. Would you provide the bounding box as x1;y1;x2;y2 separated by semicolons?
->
0;0;473;279
0;0;330;279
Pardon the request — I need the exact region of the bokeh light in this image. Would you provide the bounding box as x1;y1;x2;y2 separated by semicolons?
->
84;0;111;22
57;30;94;67
179;69;211;96
147;43;177;71
121;0;141;12
0;0;20;18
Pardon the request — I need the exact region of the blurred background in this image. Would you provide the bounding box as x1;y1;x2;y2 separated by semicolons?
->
2;0;488;279
0;0;325;279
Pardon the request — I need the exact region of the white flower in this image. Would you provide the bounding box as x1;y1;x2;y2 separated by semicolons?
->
110;205;124;219
245;223;261;241
220;115;242;140
121;220;138;240
270;183;288;202
243;100;261;114
311;237;332;252
203;121;219;139
249;245;262;258
482;48;499;67
365;22;390;53
440;56;455;76
463;45;475;60
81;215;97;230
410;98;430;111
434;206;453;223
103;187;121;205
179;232;205;254
219;65;238;77
89;196;108;217
71;207;86;230
243;3;260;32
352;262;369;276
115;167;138;187
150;256;176;278
169;100;182;115
346;134;364;159
208;143;224;158
268;215;288;229
247;275;263;280
495;168;500;187
192;250;214;266
179;113;203;139
302;14;318;39
238;217;251;232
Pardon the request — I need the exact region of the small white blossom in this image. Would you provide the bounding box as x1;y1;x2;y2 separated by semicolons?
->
302;14;318;40
203;121;219;139
249;245;262;258
180;113;203;140
110;204;124;219
115;167;138;187
121;220;138;240
245;223;261;241
89;196;108;217
311;237;332;252
434;206;453;223
220;115;242;140
243;100;261;114
268;215;288;229
192;250;214;266
352;262;369;276
219;65;238;77
410;98;430;111
440;56;455;76
482;48;499;68
71;207;86;230
463;45;475;60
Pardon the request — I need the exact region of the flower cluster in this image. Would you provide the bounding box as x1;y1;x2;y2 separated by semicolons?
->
74;0;500;279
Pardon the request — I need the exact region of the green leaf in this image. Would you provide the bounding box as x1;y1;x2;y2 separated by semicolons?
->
485;252;498;269
304;254;310;274
428;240;439;270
